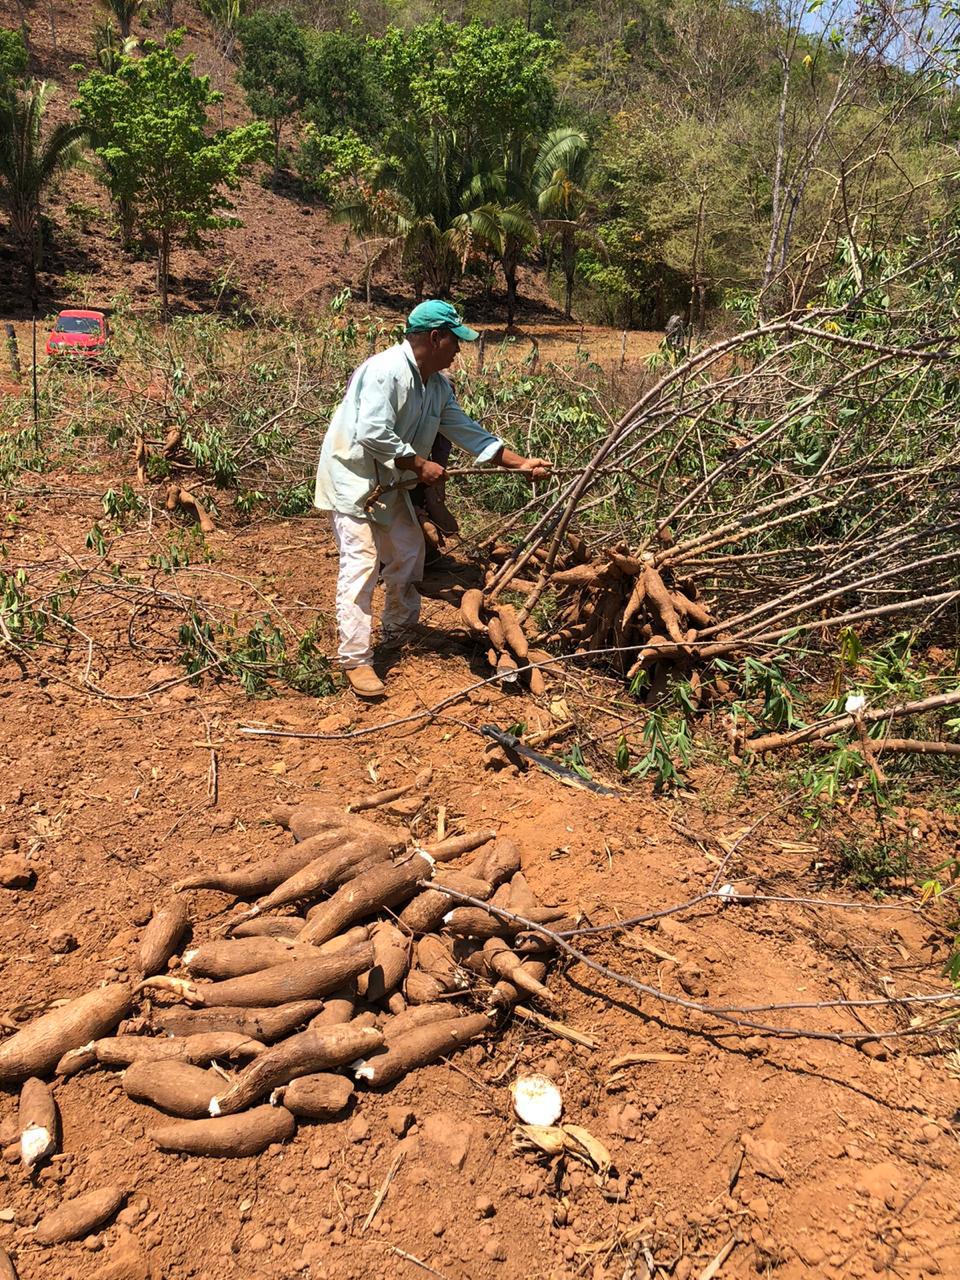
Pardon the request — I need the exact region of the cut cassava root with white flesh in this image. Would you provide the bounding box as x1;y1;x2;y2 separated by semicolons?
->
122;1060;221;1118
354;1013;493;1089
18;1077;58;1169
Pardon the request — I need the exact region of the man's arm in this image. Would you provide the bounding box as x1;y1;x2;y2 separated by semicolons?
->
438;387;551;482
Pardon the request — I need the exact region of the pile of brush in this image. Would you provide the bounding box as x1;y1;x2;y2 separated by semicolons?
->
0;797;567;1203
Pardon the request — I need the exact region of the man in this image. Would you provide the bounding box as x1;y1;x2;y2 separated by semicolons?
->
315;299;551;698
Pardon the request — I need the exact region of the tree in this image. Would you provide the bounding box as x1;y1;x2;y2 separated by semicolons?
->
302;29;384;138
338;124;496;298
238;10;308;180
373;19;558;163
99;0;143;40
0;81;86;290
93;21;139;76
76;37;270;315
0;26;28;95
535;127;603;318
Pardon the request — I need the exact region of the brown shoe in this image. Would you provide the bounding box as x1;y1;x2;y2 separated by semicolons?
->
345;664;386;698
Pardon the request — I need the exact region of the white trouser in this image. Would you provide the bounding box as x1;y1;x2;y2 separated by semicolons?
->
331;509;425;668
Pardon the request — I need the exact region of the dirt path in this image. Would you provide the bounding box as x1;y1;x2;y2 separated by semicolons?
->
0;476;958;1280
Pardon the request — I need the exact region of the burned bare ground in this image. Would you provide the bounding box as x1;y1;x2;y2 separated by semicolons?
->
0;446;958;1280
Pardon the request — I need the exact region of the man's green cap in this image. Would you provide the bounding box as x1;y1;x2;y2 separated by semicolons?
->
406;300;479;341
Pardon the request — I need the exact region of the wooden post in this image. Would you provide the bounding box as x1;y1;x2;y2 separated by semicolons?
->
619;330;627;370
4;324;21;380
477;330;486;371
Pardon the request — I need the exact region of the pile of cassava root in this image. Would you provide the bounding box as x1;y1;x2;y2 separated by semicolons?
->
0;797;569;1246
468;532;711;696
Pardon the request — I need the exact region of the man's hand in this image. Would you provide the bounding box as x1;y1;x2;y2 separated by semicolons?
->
397;454;446;486
497;447;552;480
516;456;552;480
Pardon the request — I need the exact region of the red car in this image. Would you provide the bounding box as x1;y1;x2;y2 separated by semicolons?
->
45;309;111;361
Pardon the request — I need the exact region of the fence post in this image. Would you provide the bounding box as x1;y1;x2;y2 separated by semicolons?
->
4;323;21;380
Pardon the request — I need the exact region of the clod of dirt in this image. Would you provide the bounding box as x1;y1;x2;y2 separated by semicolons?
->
742;1133;787;1182
91;1229;157;1280
387;1107;415;1137
50;932;78;954
421;1113;474;1171
0;856;35;890
677;964;709;998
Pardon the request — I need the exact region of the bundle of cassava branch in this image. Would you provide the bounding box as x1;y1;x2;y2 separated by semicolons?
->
0;797;568;1184
462;300;960;746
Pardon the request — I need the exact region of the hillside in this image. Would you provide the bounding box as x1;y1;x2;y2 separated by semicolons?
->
0;0;562;324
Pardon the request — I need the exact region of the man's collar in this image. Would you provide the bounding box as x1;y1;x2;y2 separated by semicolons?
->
400;339;424;384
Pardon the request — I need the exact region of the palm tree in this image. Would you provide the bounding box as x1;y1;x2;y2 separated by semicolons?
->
0;82;87;290
99;0;142;40
93;20;139;75
534;127;604;319
338;126;501;300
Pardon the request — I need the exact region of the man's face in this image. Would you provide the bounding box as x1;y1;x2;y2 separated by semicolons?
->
430;328;460;370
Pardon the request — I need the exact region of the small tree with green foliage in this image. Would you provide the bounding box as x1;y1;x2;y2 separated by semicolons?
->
0;26;28;95
238;10;308;180
76;37;270;314
302;29;384;138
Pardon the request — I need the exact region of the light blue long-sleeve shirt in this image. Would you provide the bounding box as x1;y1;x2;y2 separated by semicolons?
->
314;340;504;524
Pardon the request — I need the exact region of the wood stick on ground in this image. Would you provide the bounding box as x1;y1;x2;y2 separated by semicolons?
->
746;689;960;754
698;1236;738;1280
362;1151;404;1233
513;1005;598;1049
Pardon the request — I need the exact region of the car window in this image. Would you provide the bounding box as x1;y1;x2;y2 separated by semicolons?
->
54;316;102;335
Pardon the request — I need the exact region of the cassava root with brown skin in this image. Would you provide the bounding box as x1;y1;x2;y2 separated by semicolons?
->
149;1000;323;1042
94;1032;266;1067
140;900;189;977
210;1022;383;1116
241;837;392;920
149;1106;295;1157
184;937;320;979
139;940;374;1007
36;1187;128;1245
346;766;432;813
122;1060;221;1118
274;1073;354;1120
20;798;566;1180
353;1013;493;1089
0;984;132;1085
19;1077;58;1169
